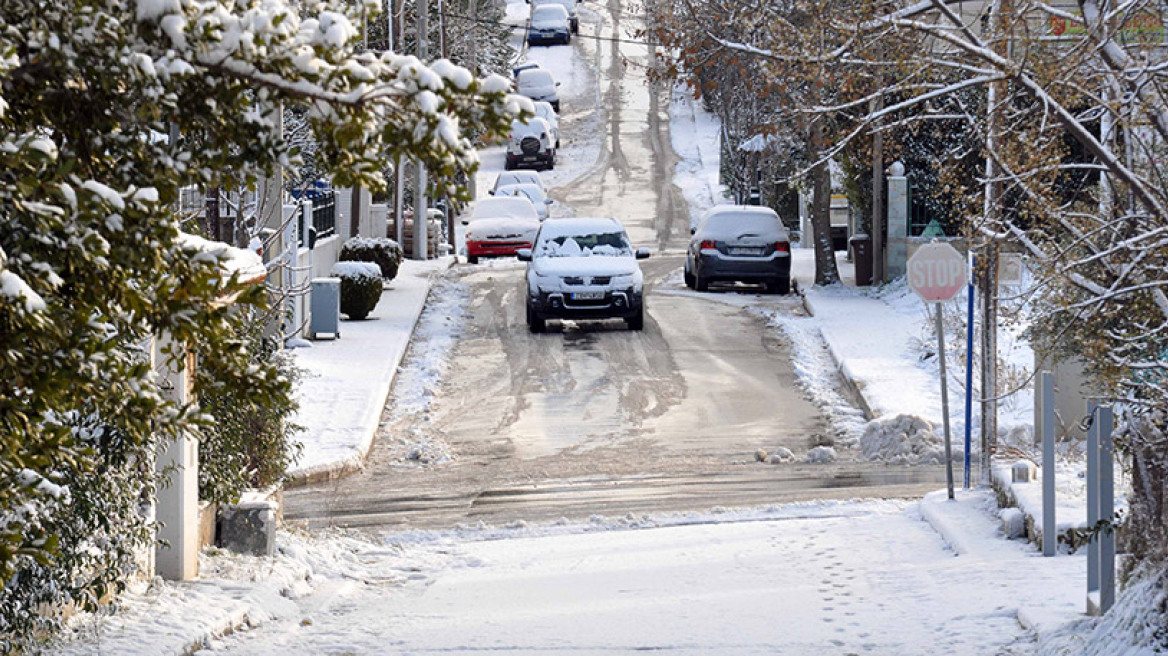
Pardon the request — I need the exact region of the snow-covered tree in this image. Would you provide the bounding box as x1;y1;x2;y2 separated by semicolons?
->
0;0;520;648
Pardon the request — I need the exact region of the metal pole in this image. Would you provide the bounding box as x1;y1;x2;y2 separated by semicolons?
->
414;0;430;260
1099;405;1115;613
964;253;975;488
1041;370;1056;556
937;305;955;500
1086;400;1100;595
871;91;884;284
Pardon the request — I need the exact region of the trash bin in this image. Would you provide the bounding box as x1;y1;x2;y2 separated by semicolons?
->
309;277;341;339
850;234;873;287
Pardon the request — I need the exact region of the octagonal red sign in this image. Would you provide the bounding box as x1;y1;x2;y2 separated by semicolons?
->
907;242;967;302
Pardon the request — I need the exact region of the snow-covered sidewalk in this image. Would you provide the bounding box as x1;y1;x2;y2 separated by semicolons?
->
286;257;452;484
48;492;1090;655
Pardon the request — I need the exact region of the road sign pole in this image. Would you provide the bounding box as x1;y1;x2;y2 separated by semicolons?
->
964;254;974;489
936;305;955;500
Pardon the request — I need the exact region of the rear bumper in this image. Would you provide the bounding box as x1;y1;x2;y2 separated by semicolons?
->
467;240;532;258
506;151;554;169
695;252;791;281
529;289;642;320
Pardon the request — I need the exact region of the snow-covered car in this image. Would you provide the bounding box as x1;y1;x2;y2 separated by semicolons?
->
505;117;556;171
490;170;545;195
493;182;554;220
462;197;542;264
518;217;650;332
533;101;560;148
528;4;571;46
515;68;561;113
684;205;792;294
530;0;579;33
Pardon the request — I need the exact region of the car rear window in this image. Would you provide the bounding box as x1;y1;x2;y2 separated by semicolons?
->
702;211;783;237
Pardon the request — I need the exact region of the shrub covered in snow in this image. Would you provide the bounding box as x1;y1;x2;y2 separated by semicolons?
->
333;262;384;320
340;237;403;281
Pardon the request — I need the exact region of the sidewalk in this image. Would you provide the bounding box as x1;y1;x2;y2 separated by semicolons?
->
286;257;452;485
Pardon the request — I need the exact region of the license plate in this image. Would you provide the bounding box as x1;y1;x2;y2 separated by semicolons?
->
572;291;605;300
523;156;537;161
729;247;764;255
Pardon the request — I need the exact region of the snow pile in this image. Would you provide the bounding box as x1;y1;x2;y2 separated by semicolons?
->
330;261;381;281
860;414;960;465
804;445;837;464
1037;566;1167;656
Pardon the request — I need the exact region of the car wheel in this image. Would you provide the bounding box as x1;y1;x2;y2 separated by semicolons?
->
503;158;515;171
695;273;709;292
545;159;554;171
556;139;561;149
467;254;479;264
626;306;644;331
683;266;695;289
527;304;545;333
776;277;791;295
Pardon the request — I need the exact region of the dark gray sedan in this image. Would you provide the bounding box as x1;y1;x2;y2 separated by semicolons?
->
684;205;792;294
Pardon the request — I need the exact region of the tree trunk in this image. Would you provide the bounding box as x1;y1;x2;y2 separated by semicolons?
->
810;119;839;286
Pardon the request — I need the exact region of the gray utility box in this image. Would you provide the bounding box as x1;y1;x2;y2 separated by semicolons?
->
310;277;341;339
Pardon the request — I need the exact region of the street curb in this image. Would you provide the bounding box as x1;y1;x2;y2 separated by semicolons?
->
284;257;456;488
800;290;875;421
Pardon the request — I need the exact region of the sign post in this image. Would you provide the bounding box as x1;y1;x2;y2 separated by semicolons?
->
908;241;968;500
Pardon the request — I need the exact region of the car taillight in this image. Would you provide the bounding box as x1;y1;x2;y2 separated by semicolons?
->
700;240;717;250
775;241;790;253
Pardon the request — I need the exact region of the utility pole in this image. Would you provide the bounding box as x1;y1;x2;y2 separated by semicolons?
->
414;0;430;260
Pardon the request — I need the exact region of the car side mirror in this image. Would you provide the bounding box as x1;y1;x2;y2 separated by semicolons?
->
461;220;469;226
488;190;495;195
517;248;533;261
690;227;696;235
635;247;650;260
555;82;562;86
544;198;554;205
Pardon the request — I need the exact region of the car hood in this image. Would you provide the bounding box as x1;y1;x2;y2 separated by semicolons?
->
466;217;540;240
532;256;640;277
519;83;556;98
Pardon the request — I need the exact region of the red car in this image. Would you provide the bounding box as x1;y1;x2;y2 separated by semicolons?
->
462;197;543;264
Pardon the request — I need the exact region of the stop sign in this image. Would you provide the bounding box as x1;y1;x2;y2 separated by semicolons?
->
907;242;967;302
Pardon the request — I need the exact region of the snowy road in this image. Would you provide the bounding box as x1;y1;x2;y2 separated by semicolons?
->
282;0;944;532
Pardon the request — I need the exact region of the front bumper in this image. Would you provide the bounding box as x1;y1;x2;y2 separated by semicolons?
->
467;239;532;258
528;288;643;320
527;30;569;44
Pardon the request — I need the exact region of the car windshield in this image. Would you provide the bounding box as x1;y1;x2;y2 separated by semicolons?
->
536;231;631;257
702;212;781;237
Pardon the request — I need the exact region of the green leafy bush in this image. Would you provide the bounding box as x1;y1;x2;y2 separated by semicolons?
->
332;262;384;320
339;237;403;281
197;320;304;506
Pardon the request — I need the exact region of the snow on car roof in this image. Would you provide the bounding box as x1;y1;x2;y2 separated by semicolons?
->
470;196;540;220
511;116;551;134
517;69;555;85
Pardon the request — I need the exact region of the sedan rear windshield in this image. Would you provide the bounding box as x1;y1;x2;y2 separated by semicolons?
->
519;71;554;87
702;212;782;237
536;231;631;257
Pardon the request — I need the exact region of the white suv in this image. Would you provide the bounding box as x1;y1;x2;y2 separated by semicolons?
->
518;217;651;332
505;117;556;170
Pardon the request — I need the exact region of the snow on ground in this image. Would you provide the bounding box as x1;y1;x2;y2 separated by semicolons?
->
669;87;727;231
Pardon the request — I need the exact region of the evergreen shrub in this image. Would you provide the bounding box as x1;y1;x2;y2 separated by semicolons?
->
339;237;403;281
332;262;383;320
